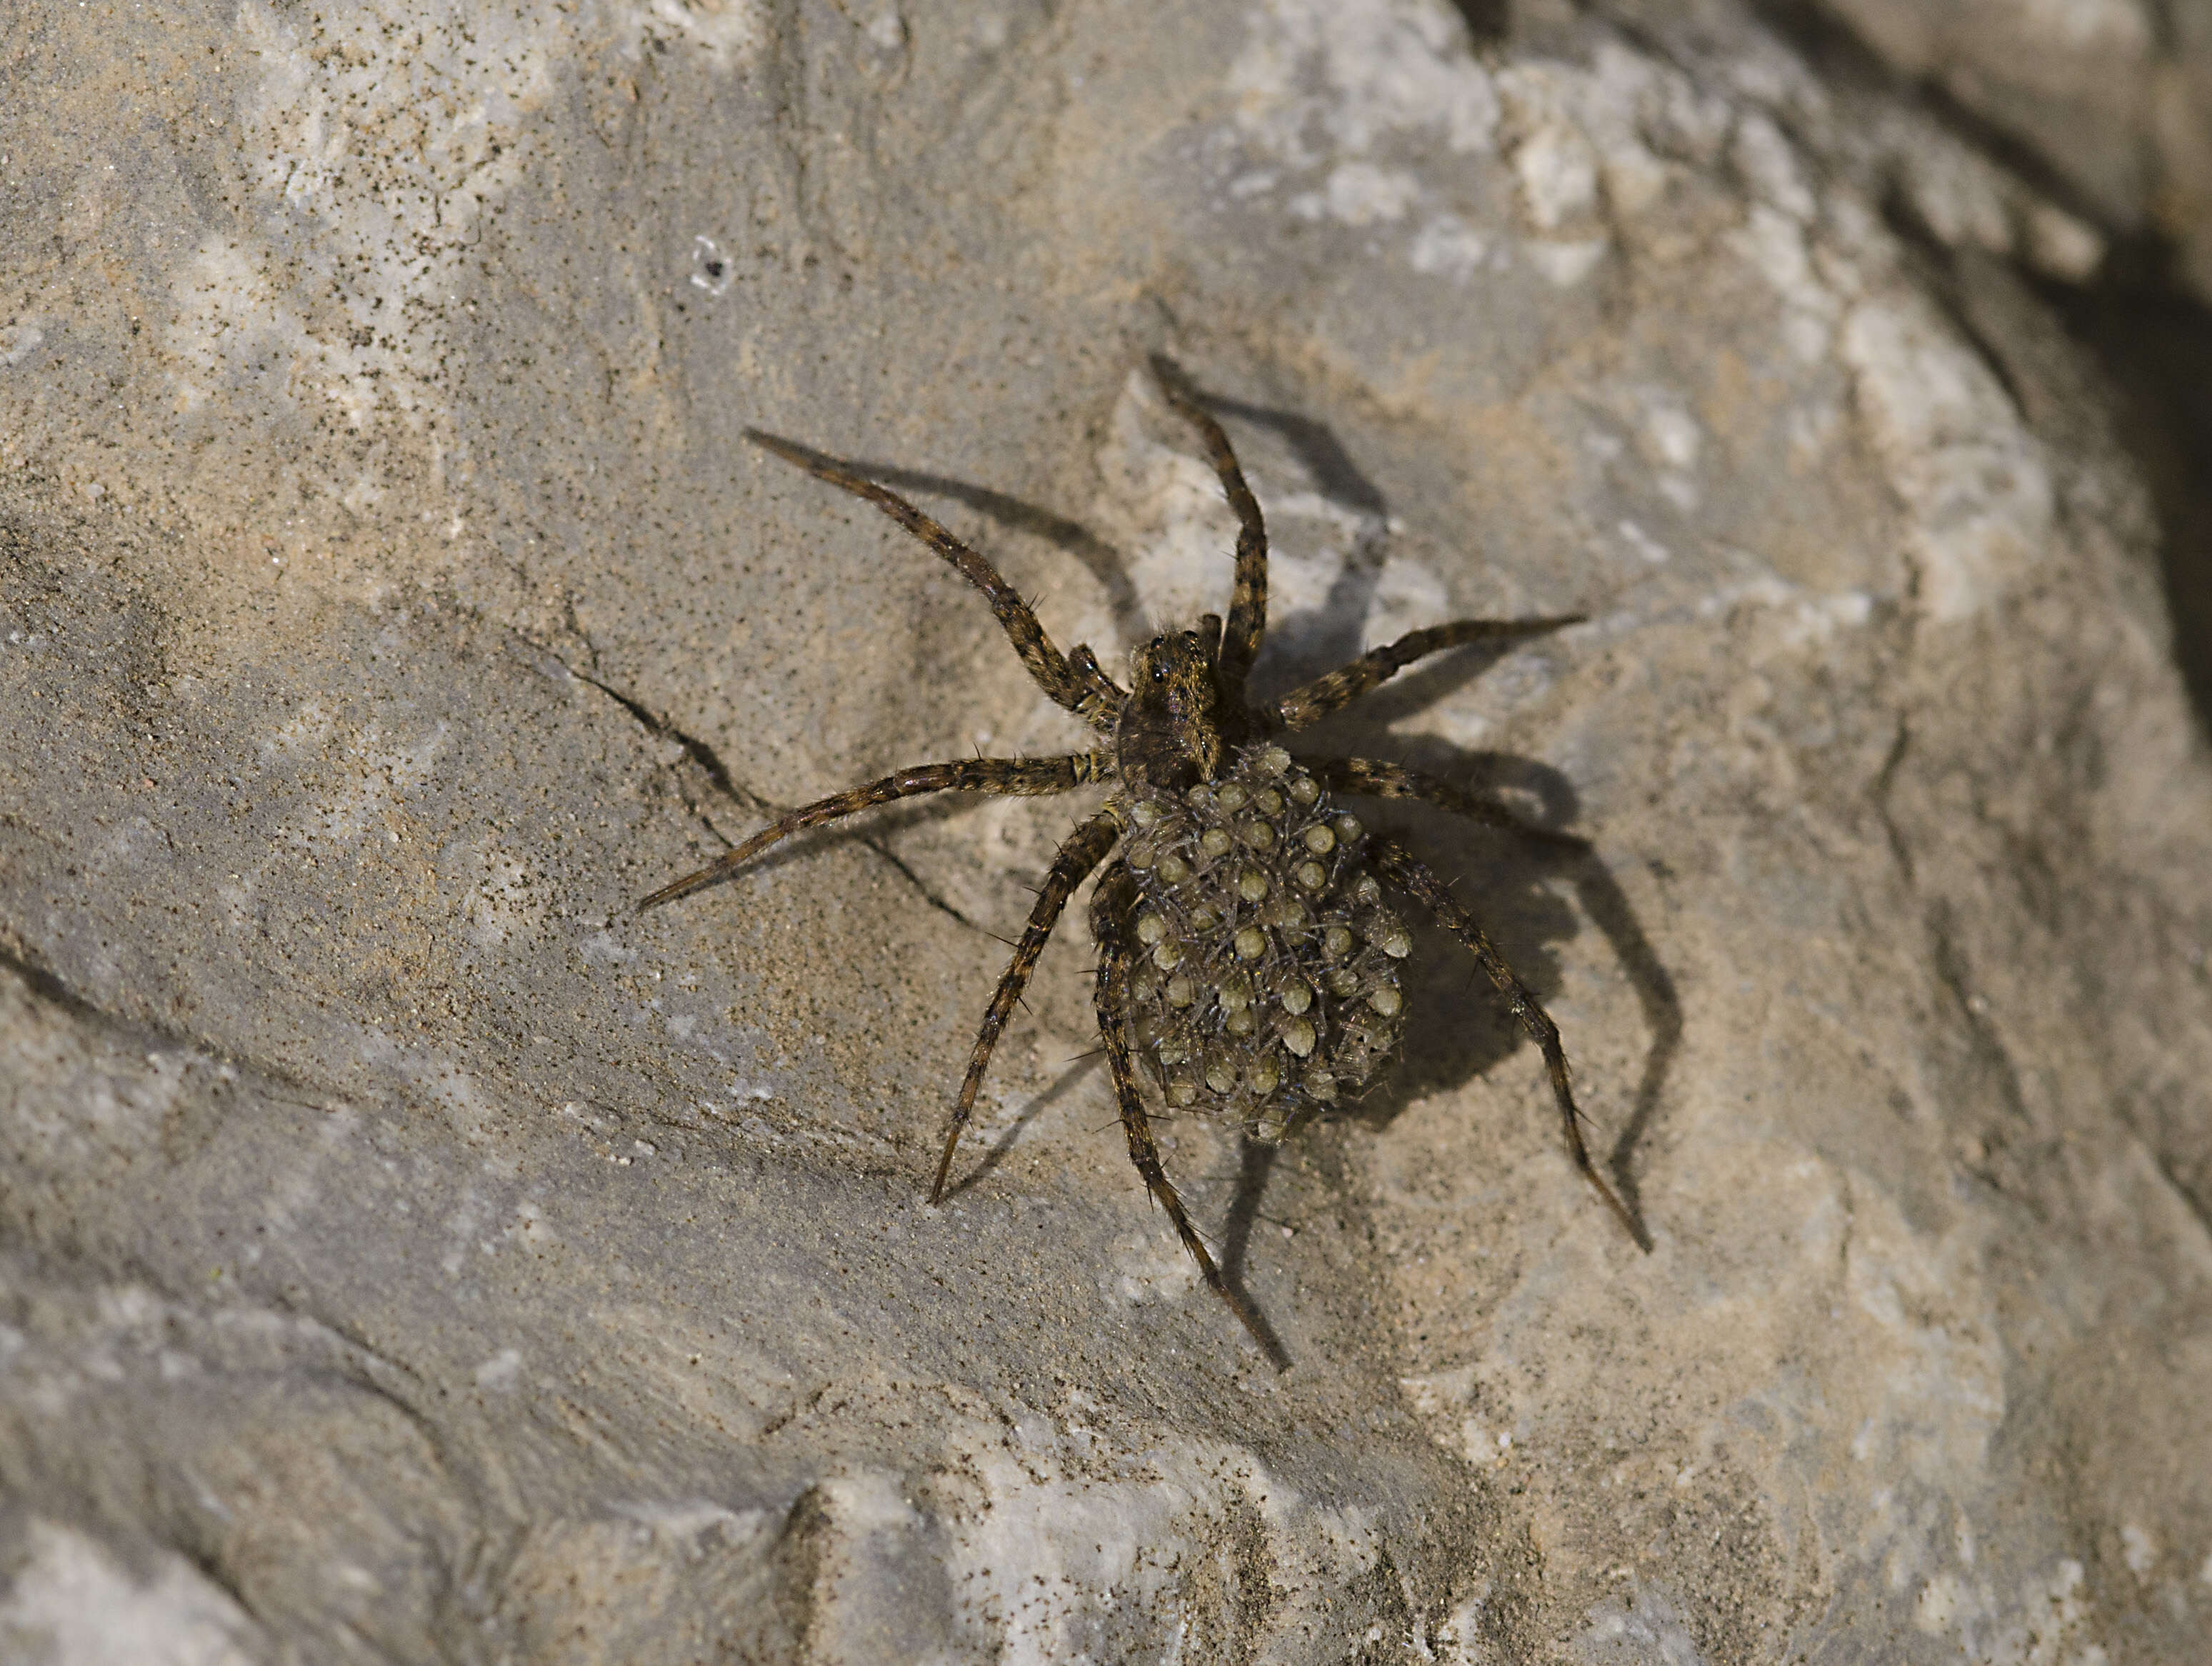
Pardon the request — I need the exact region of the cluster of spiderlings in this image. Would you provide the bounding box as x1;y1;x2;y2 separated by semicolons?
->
1118;742;1412;1142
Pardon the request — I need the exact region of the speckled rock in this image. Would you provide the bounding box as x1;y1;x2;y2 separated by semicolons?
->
4;1;2211;1662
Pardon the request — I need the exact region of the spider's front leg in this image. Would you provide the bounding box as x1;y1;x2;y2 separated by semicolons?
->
1091;865;1275;1358
744;428;1121;728
1148;356;1269;703
1367;836;1651;1252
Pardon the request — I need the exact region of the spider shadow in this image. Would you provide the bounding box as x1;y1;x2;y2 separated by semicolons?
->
940;1050;1105;1200
1272;656;1680;1248
854;390;1402;655
726;394;1678;1329
1166;375;1681;1256
845;458;1150;647
861;391;1680;1275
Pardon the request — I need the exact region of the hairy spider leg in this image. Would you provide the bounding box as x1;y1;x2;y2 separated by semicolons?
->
1367;838;1651;1252
1306;756;1590;850
1270;615;1586;732
1091;864;1275;1356
638;754;1106;911
931;811;1122;1203
744;428;1120;730
1148;356;1270;706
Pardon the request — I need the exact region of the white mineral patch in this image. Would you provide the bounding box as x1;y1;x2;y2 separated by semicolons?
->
1406;214;1491;282
1228;0;1501;166
1496;66;1601;227
1839;295;2054;623
1578;1585;1710;1665
1314;160;1422;226
168;0;759;489
1894;122;2016;254
2023;199;2106;282
861;6;905;54
263;699;336;759
1729;110;1818;221
1362;550;1453;648
1;321;44;368
1726;205;1842;364
2120;1522;2157;1578
1618;518;1671;566
625;0;768;66
1905;1555;2109;1663
1978;0;2153;56
274;721;449;848
0;1520;264;1666
1107;1225;1201;1305
1636;396;1703;475
1525;237;1609;286
356;1033;503;1150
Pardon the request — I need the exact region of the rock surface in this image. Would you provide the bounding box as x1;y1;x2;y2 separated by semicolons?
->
4;1;2211;1661
1800;0;2212;303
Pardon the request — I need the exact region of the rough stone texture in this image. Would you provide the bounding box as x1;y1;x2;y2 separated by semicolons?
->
1795;0;2212;303
4;1;2211;1661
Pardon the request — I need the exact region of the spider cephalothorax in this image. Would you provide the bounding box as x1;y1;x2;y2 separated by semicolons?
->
643;356;1646;1356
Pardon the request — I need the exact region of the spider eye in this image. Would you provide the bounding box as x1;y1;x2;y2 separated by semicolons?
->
1150;663;1167;683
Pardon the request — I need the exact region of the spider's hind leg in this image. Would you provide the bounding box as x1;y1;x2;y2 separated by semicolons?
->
1367;835;1651;1252
639;753;1105;910
931;810;1121;1203
1091;865;1278;1360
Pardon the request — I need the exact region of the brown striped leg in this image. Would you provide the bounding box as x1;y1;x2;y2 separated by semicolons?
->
1309;756;1589;849
745;429;1099;718
1271;615;1585;731
1090;865;1276;1358
1148;356;1268;704
1368;838;1650;1252
929;812;1122;1203
639;753;1106;911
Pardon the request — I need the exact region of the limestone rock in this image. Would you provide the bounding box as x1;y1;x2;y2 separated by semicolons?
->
1805;0;2212;301
4;1;2211;1661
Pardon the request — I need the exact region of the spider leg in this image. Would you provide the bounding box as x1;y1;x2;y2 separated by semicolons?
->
1308;756;1589;850
930;811;1121;1203
1270;615;1585;732
1091;864;1276;1356
1148;356;1268;703
745;428;1099;718
639;753;1108;911
1367;836;1651;1252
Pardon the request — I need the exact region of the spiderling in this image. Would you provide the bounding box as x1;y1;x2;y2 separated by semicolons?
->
641;356;1648;1360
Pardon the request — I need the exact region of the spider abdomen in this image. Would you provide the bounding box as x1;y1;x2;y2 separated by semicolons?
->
1116;742;1411;1141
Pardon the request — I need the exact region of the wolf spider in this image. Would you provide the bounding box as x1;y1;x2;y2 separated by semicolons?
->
644;357;1645;1355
